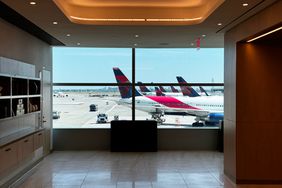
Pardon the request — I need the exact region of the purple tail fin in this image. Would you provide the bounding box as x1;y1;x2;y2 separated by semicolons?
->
155;87;165;96
199;86;209;96
171;86;179;93
138;82;151;92
176;76;200;97
113;67;142;98
159;86;167;92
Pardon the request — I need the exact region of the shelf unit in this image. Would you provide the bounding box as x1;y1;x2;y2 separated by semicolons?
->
0;74;41;120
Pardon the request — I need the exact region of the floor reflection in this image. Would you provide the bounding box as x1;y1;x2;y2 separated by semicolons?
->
18;151;229;188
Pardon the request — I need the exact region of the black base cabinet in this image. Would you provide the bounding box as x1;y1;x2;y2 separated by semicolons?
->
111;120;157;152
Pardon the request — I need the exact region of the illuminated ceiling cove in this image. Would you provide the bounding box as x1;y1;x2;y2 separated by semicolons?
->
53;0;225;25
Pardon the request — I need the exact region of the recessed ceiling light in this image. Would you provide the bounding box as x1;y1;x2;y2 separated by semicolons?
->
242;3;248;7
217;23;222;26
202;34;206;37
29;2;36;5
77;43;80;46
53;21;58;25
135;34;139;38
66;34;71;37
247;26;282;42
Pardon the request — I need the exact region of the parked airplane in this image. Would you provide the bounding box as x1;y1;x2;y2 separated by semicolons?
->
155;86;182;97
157;85;183;96
171;86;179;93
138;83;180;97
155;87;165;96
113;67;224;126
199;86;209;96
176;76;200;97
138;82;151;93
159;86;167;92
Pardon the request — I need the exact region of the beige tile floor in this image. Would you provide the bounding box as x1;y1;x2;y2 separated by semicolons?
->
17;151;281;188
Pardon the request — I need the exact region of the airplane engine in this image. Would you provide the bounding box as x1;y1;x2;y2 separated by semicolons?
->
205;113;224;125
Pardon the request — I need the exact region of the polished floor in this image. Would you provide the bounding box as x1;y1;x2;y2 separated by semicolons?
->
17;151;280;188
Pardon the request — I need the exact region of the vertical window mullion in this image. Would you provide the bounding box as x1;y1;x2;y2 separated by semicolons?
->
132;48;135;121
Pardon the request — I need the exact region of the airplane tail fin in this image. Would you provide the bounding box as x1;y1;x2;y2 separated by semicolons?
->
113;67;142;98
171;86;179;93
155;87;165;96
176;76;200;97
159;86;167;92
199;86;209;96
138;82;151;92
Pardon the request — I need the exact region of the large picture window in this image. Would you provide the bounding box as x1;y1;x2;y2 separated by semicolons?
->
136;48;223;83
53;48;223;128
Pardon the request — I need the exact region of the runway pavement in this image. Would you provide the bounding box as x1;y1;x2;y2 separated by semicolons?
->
53;93;200;128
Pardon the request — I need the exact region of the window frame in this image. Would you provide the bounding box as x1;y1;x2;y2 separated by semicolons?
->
53;48;224;126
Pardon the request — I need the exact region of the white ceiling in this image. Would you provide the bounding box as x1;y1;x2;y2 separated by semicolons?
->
2;0;278;48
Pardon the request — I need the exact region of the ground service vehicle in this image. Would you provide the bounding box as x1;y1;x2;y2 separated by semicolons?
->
97;113;108;123
89;104;98;111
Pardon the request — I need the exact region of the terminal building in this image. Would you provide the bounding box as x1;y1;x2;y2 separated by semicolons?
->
0;0;281;187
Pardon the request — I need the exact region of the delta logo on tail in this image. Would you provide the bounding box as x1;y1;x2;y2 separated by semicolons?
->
138;82;151;93
171;86;179;93
159;86;167;92
199;86;209;96
155;87;165;96
113;67;142;98
176;76;200;97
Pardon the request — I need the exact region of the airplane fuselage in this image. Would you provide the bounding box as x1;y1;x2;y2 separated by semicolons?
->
120;95;223;117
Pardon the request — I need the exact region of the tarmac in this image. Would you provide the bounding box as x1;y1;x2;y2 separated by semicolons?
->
53;93;212;129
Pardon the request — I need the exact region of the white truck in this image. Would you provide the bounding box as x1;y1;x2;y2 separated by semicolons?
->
97;113;108;123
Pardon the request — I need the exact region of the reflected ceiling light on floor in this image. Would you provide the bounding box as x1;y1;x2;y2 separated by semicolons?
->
29;2;36;5
66;34;71;37
53;21;58;25
242;3;249;7
247;26;282;42
134;43;138;46
190;43;194;46
202;34;206;37
135;34;139;38
77;43;80;46
217;23;222;26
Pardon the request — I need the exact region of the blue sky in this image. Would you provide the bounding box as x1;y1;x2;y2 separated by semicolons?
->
53;47;223;83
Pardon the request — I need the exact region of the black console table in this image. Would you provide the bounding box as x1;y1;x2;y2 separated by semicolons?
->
110;120;158;152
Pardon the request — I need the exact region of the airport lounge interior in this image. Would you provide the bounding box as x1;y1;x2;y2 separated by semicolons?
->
0;0;282;187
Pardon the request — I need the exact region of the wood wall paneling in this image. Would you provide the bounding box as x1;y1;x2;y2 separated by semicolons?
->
236;43;282;123
224;0;282;183
236;42;282;182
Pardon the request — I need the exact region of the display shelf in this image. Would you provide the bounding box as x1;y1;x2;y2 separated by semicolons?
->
0;96;11;99
12;75;36;80
0;99;11;119
12;98;27;117
29;79;41;95
0;73;41;120
11;95;29;99
28;97;40;113
0;58;43;185
0;75;11;96
28;95;41;98
12;78;27;96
